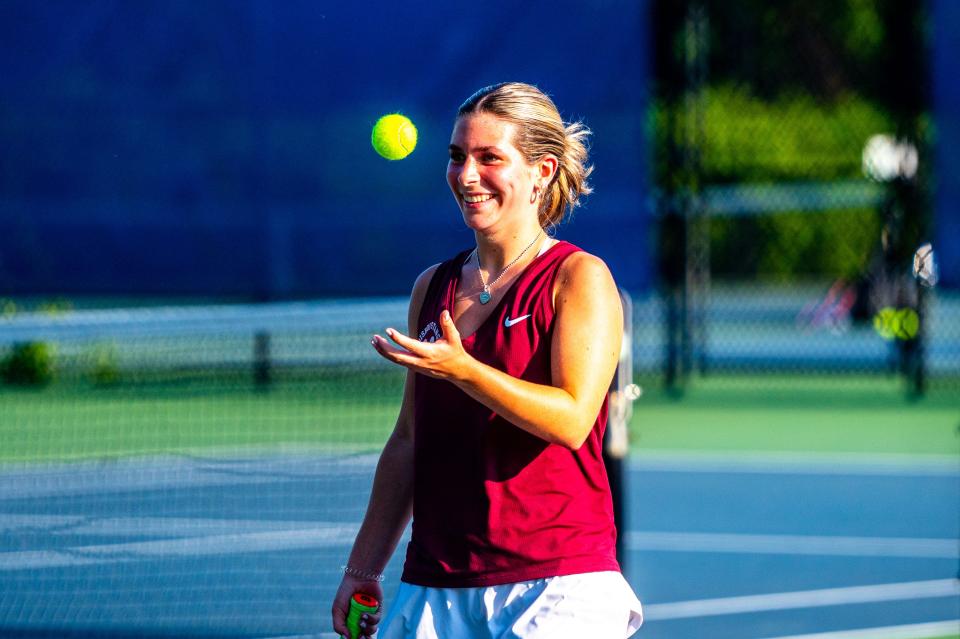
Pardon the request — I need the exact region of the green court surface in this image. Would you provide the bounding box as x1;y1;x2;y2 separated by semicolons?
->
1;369;406;462
631;374;960;459
2;372;958;463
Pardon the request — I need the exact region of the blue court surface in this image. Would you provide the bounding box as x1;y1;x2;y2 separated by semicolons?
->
1;452;958;638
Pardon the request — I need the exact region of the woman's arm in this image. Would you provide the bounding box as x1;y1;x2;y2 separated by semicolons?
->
331;264;437;638
372;252;622;450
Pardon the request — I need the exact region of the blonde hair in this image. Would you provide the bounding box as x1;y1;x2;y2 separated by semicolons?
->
457;82;593;229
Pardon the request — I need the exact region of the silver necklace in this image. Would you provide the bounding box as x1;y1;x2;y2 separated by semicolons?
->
476;231;542;305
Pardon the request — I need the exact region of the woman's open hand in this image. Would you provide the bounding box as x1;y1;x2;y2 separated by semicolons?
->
372;310;472;382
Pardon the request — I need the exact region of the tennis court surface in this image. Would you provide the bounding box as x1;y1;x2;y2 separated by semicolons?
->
1;448;956;638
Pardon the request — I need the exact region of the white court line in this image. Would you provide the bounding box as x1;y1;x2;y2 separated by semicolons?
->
0;453;381;500
0;525;360;571
0;514;335;537
626;531;960;559
267;611;960;639
758;619;960;639
643;579;960;621
4;521;958;630
0;449;953;502
3;515;955;568
631;450;960;476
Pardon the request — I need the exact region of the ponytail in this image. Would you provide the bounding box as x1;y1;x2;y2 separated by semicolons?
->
458;82;593;229
540;121;593;229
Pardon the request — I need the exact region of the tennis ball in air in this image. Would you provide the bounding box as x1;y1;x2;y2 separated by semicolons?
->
371;113;417;160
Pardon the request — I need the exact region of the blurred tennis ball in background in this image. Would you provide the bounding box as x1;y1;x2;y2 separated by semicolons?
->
873;306;919;341
894;308;919;340
873;307;897;341
371;113;417;160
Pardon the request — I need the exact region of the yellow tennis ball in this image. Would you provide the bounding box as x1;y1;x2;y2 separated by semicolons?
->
894;308;919;340
371;113;417;160
873;307;897;341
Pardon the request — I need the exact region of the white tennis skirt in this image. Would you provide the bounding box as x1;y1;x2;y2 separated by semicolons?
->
378;571;643;639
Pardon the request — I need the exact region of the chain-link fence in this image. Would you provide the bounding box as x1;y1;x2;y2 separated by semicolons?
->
650;0;957;395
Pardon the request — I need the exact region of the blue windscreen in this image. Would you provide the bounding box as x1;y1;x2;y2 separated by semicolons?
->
0;1;652;297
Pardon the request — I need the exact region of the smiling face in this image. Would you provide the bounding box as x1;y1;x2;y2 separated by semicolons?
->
446;113;541;235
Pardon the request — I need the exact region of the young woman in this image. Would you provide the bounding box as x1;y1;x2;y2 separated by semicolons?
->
332;82;642;638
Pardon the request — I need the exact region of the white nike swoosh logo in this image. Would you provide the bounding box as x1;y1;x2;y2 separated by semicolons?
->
504;314;532;328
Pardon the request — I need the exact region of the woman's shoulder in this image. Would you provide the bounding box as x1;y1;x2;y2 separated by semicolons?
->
552;245;619;309
556;245;614;282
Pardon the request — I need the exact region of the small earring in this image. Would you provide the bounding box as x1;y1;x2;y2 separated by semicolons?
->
530;187;539;204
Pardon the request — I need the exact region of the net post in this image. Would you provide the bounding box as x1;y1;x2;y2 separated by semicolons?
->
254;330;271;390
605;288;639;572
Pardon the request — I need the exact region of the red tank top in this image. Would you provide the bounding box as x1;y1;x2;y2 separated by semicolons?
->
401;240;620;587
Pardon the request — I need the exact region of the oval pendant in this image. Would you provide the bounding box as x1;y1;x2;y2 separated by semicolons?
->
479;291;492;305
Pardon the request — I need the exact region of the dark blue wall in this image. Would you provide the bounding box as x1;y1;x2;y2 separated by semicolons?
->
934;0;959;288
0;1;652;298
